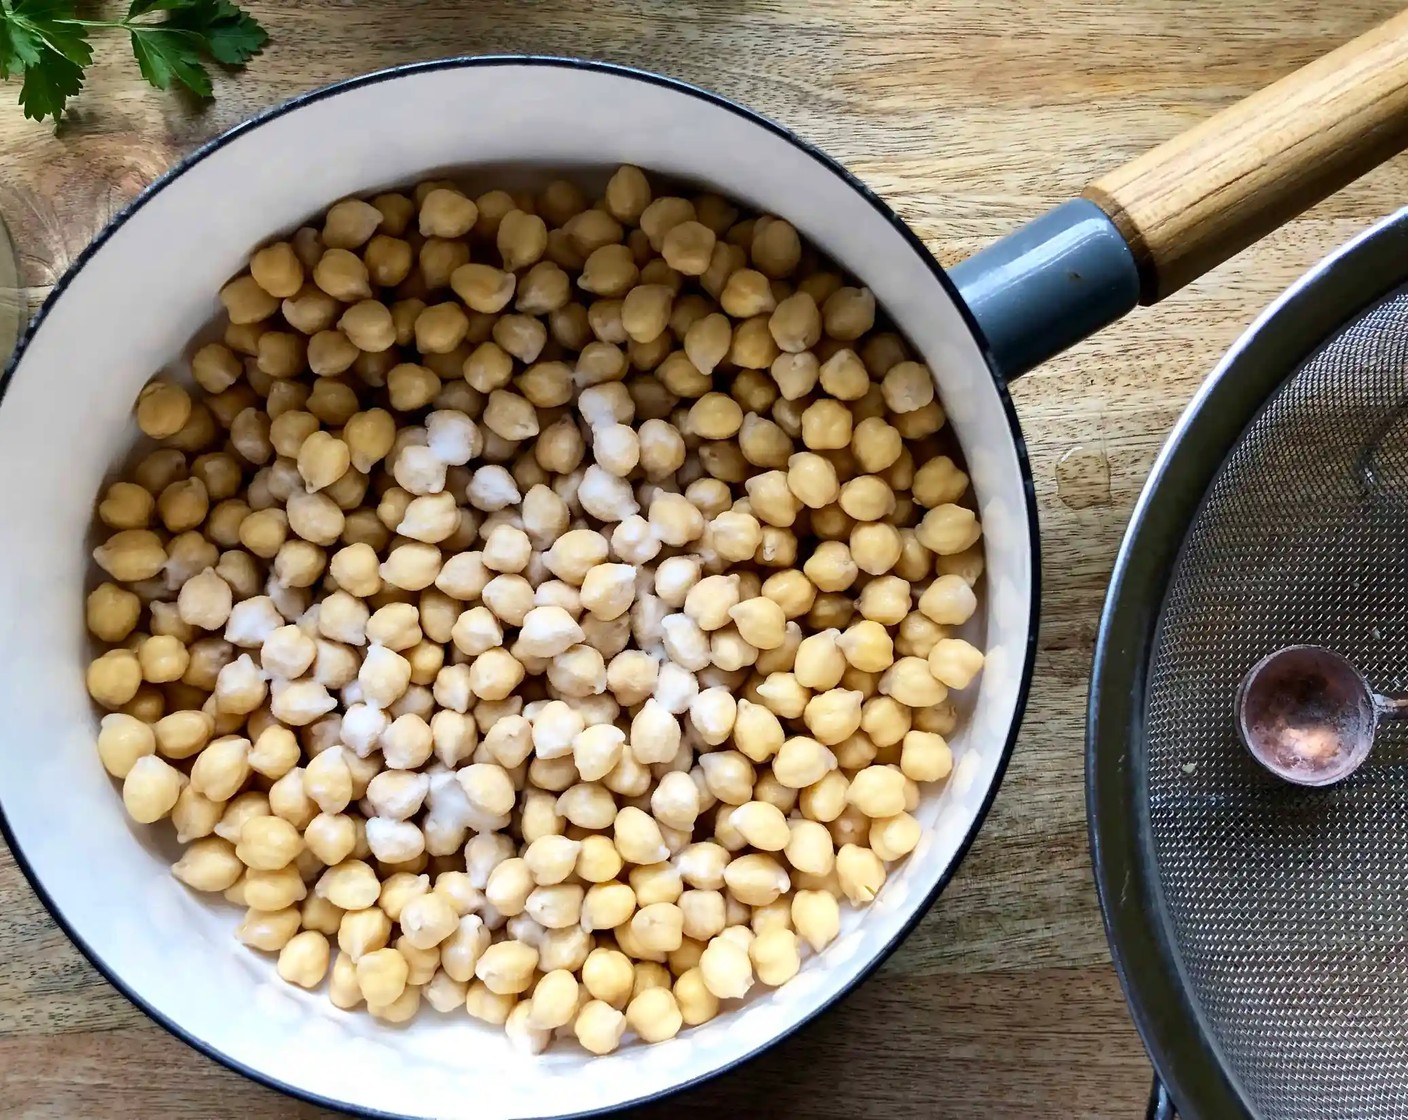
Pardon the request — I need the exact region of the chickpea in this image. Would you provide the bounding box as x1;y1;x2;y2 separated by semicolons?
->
442;271;513;329
815;284;871;339
252;330;305;379
475;939;539;996
899;729;953;783
880;656;948;708
649;217;713;275
92;528;167;584
316;859;381;911
349;946;409;1007
95;712;155;778
574;1000;627;1055
85;647;141;708
848;521;902;575
231;904;301;954
615;283;670;346
218;273;279;324
409;302;466;356
165;835;239;893
698;935;753;1000
870;811;922;861
237;247;303;309
594;166;649;226
85;583;141;645
927;638;984;690
930;537;983;586
419;237;470;290
723;595;785;650
307;248;368;302
98;481;157;532
522;881;583;930
381;363;439;415
715;267;772;318
813;350;865;404
835;843;886;904
790;888;840;951
357;235;412;291
635;194;692;250
396;890;458;951
844;764;906;818
918;573;979;627
625;986;683;1044
772;733;837;789
916;503;982;556
907;455;967;509
741;925;799;988
498;210;548;271
413;187;475;238
726;315;778;371
185;733;249;800
273;930;331;989
121;754;184;823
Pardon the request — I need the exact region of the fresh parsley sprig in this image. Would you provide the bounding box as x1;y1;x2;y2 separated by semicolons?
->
0;0;267;125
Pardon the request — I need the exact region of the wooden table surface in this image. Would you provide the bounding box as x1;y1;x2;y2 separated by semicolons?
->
3;1;1406;1116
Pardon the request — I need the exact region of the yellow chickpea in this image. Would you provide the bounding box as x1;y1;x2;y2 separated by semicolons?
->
86;583;140;645
928;638;985;689
87;649;143;709
900;730;954;783
498;209;549;271
277;930;331;988
220;274;280;324
418;187;478;238
917;504;983;555
312;248;371;302
835;843;886;904
98;481;155;531
247;241;304;299
720;269;776;318
122;755;184;823
879;656;948;708
792;889;841;950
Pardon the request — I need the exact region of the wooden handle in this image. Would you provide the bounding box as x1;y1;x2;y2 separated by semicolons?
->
1083;10;1408;303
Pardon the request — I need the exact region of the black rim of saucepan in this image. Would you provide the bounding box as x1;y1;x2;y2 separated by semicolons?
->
0;57;1041;1120
1086;206;1408;1120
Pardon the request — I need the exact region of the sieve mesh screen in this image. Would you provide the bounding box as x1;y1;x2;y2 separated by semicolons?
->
1146;288;1408;1119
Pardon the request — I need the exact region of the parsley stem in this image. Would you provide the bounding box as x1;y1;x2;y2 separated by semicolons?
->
61;19;167;31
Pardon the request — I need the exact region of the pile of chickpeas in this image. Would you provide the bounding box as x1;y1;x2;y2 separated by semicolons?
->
84;166;985;1054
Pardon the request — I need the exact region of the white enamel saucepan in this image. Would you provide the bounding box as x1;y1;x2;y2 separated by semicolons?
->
3;17;1408;1119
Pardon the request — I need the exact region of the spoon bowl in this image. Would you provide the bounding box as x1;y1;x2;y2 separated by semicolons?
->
1236;645;1380;785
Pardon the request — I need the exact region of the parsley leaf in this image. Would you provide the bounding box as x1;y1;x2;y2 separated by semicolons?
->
7;0;91;67
0;0;266;123
129;26;210;97
17;41;81;121
128;0;193;14
128;1;267;100
0;9;44;81
0;31;30;82
167;0;266;66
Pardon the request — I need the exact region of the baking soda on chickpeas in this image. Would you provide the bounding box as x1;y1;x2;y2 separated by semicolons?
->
84;165;985;1054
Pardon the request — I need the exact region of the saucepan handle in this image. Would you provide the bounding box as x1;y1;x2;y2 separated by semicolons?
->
954;9;1408;381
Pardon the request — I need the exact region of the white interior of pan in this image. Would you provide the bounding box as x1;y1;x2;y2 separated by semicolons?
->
0;62;1034;1119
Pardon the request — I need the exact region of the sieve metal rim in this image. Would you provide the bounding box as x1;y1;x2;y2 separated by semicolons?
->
1087;206;1408;1120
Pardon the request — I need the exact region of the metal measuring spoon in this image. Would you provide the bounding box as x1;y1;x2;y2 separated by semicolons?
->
1236;645;1408;786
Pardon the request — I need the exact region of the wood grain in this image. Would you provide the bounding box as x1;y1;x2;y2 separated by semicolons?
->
2;2;1406;1117
1085;7;1408;301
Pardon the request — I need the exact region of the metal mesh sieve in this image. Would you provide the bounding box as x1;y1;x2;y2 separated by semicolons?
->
1144;285;1408;1119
